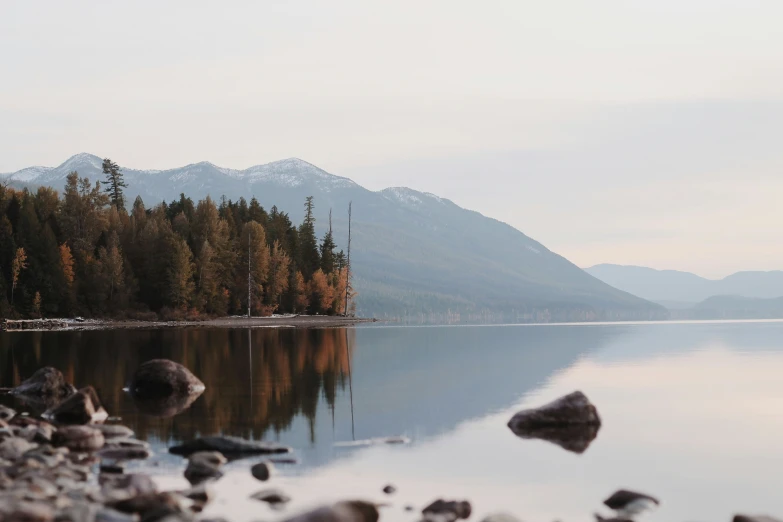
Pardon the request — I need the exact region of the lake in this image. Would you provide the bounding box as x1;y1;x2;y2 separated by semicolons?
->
2;321;783;521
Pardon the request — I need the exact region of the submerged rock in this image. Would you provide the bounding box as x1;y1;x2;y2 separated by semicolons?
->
10;367;76;402
282;501;380;522
251;461;275;482
507;391;601;453
603;490;659;518
130;389;203;418
52;425;105;452
43;386;108;424
129;360;204;398
481;514;522;522
169;436;291;457
422;499;472;522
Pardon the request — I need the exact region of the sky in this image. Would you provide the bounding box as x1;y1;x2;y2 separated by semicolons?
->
1;0;782;278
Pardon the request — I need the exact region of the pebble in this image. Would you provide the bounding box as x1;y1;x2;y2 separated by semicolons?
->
52;426;105;452
251;461;275;482
382;484;396;495
250;488;292;507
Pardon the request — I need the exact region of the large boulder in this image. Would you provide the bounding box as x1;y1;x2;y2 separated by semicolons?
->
43;386;108;424
169;436;291;457
129;360;204;398
507;391;601;454
10;367;76;402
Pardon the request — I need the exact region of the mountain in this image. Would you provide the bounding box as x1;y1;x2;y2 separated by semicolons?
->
1;153;664;321
585;264;783;305
690;295;783;319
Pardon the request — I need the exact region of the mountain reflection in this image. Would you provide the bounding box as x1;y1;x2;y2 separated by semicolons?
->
0;328;354;444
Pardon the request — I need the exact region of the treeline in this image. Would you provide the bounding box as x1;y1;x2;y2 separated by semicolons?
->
0;162;353;320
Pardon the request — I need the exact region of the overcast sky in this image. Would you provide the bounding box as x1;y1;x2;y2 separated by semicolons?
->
2;0;782;278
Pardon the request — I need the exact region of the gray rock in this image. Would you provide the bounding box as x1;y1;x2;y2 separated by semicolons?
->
44;386;108;424
282;501;379;522
98;447;152;461
251;461;274;481
129;360;204;398
107;491;185;520
180;483;214;504
104;438;151;450
183;460;223;486
10;367;76;401
101;473;158;501
169;436;291;457
53;426;105;452
0;404;16;421
507;391;602;454
0;499;55;521
95;425;135;440
733;517;783;522
603;489;659;518
422;499;472;522
382;485;396;495
0;437;38;460
95;507;141;522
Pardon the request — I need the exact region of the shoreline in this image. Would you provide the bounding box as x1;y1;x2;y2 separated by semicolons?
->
1;315;377;332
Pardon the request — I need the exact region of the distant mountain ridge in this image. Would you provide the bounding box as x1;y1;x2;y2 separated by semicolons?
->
2;154;665;321
585;264;783;304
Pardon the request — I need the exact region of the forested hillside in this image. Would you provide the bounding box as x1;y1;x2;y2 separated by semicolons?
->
0;163;352;320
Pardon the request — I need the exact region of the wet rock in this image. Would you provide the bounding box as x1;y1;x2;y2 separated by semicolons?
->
507;391;601;454
95;425;135;440
53;426;105;452
283;501;379;522
10;367;76;402
183;452;226;486
17;423;56;444
422;499;472;522
180;483;214;504
95;507;141;522
481;514;522;522
251;461;275;481
603;490;659;518
101;473;158;501
44;386;108;424
98;447;152;461
382;485;396;495
169;436;291;457
107;491;185;520
100;463;126;474
129;360;205;398
0;404;16;421
733;517;783;522
0;436;38;459
250;488;291;507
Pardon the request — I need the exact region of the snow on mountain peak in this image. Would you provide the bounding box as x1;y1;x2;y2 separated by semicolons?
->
381;187;446;206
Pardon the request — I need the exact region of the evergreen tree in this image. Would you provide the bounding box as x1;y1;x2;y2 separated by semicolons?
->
298;196;320;278
320;212;336;274
102;158;128;209
248;197;267;225
166;235;195;308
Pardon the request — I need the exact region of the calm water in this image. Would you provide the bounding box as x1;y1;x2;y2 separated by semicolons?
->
2;321;783;521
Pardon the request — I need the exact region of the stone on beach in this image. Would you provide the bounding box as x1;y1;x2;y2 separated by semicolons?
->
422;499;472;522
251;460;275;481
481;513;522;522
507;391;601;453
382;484;396;495
43;386;108;424
52;425;105;452
10;367;76;402
603;489;659;518
733;517;783;522
129;360;205;398
184;451;226;485
250;488;291;507
0;437;38;460
94;424;135;440
169;436;291;457
0;404;16;421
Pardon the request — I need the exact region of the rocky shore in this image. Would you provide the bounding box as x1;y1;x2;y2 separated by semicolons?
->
0;363;777;522
1;316;376;333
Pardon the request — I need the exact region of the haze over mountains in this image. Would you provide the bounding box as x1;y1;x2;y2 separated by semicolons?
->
2;153;664;321
586;264;783;316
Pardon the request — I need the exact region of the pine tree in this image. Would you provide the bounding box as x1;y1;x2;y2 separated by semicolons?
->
102;158;128;209
248;197;267;225
266;239;290;310
32;291;42;318
298;196;320;278
320;209;336;274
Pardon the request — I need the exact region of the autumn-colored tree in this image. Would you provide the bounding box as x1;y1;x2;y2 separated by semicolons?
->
239;221;271;314
59;244;75;287
291;270;309;313
11;247;27;304
266;239;290;310
308;269;334;314
101;232;125;303
166;236;195;308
